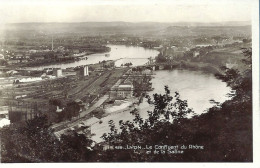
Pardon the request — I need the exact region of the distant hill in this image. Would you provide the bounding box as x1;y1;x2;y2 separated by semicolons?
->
0;21;251;38
160;25;251;36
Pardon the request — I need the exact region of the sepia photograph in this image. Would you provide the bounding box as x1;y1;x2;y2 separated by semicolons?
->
0;0;259;166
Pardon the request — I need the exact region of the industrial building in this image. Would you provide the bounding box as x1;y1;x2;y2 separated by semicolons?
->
53;68;62;77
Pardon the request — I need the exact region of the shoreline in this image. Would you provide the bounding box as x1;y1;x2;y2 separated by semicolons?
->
18;52;103;68
6;50;111;69
155;60;224;75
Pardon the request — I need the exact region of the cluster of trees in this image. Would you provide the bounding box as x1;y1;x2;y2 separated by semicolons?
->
99;48;252;161
0;48;252;162
121;62;133;67
0;59;8;66
132;75;152;97
156;52;167;62
48;99;81;123
184;46;215;60
132;66;152;72
0;115;97;162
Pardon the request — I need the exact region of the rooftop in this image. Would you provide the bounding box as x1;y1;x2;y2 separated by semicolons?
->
118;84;133;88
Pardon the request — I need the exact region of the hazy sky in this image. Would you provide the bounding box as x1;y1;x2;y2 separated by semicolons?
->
0;0;253;23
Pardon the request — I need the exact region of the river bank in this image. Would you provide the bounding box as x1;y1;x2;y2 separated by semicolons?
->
12;51;109;68
86;66;231;143
156;60;224;75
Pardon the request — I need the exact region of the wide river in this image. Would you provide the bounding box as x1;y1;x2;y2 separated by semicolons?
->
43;45;231;143
31;45;159;70
91;69;231;142
0;45;232;140
21;45;231;142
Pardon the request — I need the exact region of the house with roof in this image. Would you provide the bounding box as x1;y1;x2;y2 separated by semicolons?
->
116;84;133;98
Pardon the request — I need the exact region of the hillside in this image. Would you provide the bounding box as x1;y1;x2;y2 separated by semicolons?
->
0;22;251;38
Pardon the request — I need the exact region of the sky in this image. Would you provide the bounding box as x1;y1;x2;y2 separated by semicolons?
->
0;0;253;24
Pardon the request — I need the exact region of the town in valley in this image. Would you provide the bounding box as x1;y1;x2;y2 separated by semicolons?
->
0;1;255;162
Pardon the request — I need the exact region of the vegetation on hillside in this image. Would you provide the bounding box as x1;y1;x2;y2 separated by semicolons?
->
0;48;252;162
97;48;252;162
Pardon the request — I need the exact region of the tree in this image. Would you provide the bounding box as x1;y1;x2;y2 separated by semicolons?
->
0;115;96;162
0;48;252;162
215;48;252;101
49;98;63;106
98;48;252;162
100;86;194;161
0;115;61;162
59;131;96;162
62;101;81;120
156;52;167;62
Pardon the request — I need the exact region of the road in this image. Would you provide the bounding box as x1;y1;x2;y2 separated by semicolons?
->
79;95;109;117
51;95;109;131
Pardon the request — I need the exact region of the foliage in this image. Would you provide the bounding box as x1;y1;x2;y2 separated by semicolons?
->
49;99;63;107
215;48;252;101
124;62;133;67
62;101;80;120
100;86;194;161
0;115;60;162
0;59;8;66
97;48;252;162
0;47;252;162
132;74;152;97
51;101;81;122
156;52;167;62
0;115;96;162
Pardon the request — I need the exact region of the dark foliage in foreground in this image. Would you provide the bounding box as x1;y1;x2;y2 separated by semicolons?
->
0;115;97;162
98;48;252;162
0;48;252;162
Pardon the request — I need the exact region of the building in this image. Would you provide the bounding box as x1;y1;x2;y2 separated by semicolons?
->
196;44;213;47
74;99;88;112
7;59;20;64
56;106;63;113
0;118;10;128
56;53;64;59
193;51;200;58
72;49;80;54
226;63;238;69
53;69;62;77
116;84;133;98
20;59;28;63
109;82;134;99
14;53;23;59
34;55;45;60
29;50;37;53
0;106;9;119
142;69;152;75
24;53;31;59
83;66;89;76
78;66;89;76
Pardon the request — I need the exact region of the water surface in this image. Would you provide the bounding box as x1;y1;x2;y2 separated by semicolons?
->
91;69;231;143
30;45;159;70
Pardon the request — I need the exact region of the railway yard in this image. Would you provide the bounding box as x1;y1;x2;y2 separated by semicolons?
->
0;60;133;122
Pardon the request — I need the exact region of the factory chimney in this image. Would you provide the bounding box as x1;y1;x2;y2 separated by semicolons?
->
51;36;54;51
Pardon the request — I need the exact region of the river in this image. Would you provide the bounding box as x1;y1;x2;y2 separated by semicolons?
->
18;45;231;142
142;70;231;114
90;69;231;143
29;45;159;70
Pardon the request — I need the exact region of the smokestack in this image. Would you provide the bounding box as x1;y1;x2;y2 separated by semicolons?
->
52;36;53;51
